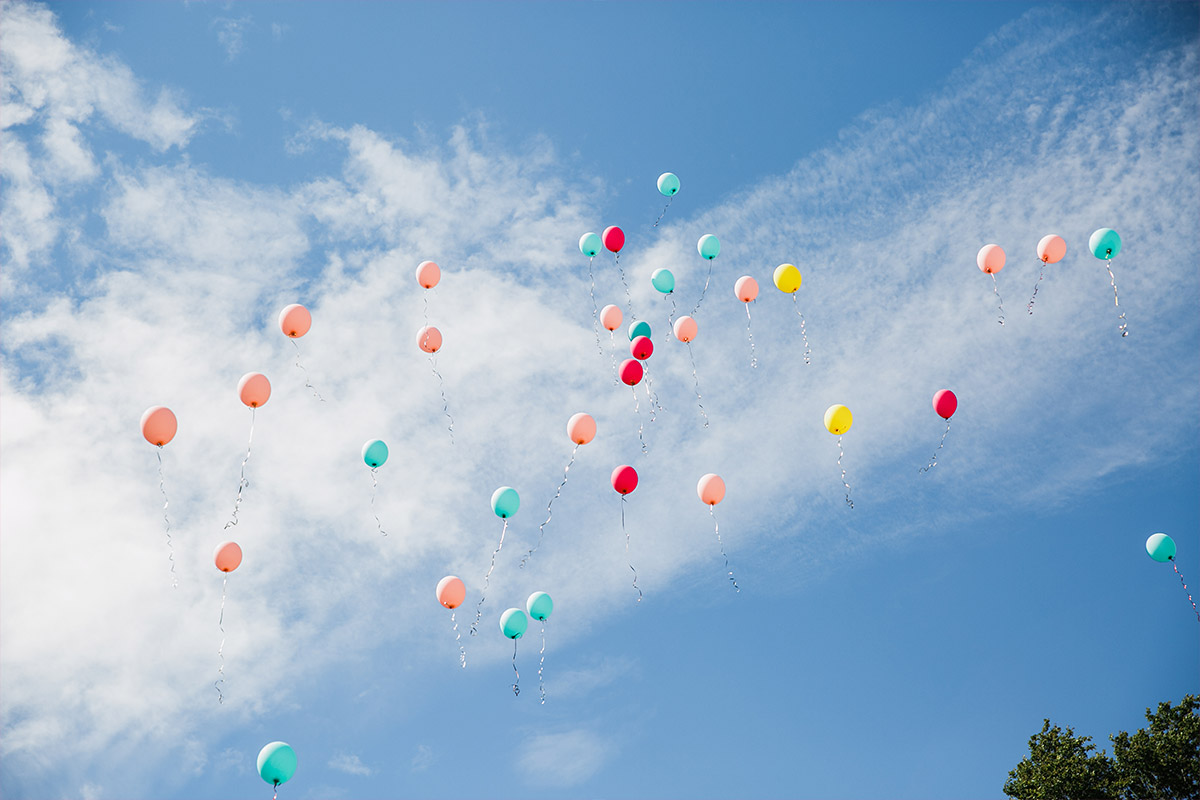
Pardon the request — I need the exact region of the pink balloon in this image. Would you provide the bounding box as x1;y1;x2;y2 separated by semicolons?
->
417;325;443;354
977;244;1005;274
416;260;441;289
673;315;698;343
278;304;312;338
436;575;465;609
611;464;638;495
619;358;644;386
933;389;958;420
697;473;726;506
567;412;596;445
214;541;242;573
600;304;623;332
1036;235;1066;264
140;406;177;446
735;276;759;303
238;373;271;408
630;335;654;360
602;226;625;253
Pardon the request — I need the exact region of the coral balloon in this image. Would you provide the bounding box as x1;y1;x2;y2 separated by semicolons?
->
567;412;596;445
362;439;388;468
1146;533;1176;563
1089;228;1122;259
673;315;698;343
491;486;520;518
697;234;720;260
416;260;441;289
932;389;958;420
651;268;675;294
257;742;297;787
618;358;644;386
657;172;680;197
602;226;625;253
1036;235;1066;264
214;541;243;573
735;276;759;303
417;325;442;354
611;464;638;495
977;244;1006;274
697;473;726;506
238;373;271;408
437;576;466;609
579;232;601;258
278;304;312;338
824;404;853;435
600;304;623;332
526;591;554;621
500;608;528;639
140;406;177;446
773;264;801;293
630;335;654;360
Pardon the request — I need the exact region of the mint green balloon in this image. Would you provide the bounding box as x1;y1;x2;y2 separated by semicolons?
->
697;234;720;260
657;172;680;197
257;742;297;786
1146;533;1176;562
526;591;553;621
362;439;388;468
500;607;528;639
491;486;520;518
1089;228;1121;260
628;320;652;341
579;232;602;258
651;268;675;294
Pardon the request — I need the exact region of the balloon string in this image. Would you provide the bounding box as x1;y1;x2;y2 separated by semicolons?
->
687;343;710;429
451;610;466;668
423;291;430;328
511;639;520;697
429;355;455;444
470;518;507;636
631;385;647;455
623;495;642;603
156;447;178;589
1105;260;1128;337
990;273;1006;326
745;304;757;369
643;371;660;424
224;408;255;530
615;252;635;320
919;418;952;474
1027;260;1047;315
838;435;854;508
215;575;227;704
666;295;677;348
589;258;603;357
710;506;740;592
653;194;673;227
538;623;547;705
1171;559;1200;623
273;782;278;800
692;260;713;316
791;294;811;364
370;468;386;536
520;445;578;568
290;339;325;402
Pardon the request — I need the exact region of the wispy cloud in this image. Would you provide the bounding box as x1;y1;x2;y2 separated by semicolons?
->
211;15;251;62
411;744;433;772
517;728;612;788
327;753;372;777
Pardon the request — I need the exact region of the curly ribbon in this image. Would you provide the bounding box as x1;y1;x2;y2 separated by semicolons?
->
686;342;710;429
470;518;508;636
538;623;547;705
511;639;521;697
692;260;714;317
622;495;642;603
588;257;603;356
1104;259;1129;337
919;418;952;474
631;386;648;455
643;371;661;424
370;467;386;536
710;506;740;592
615;252;635;320
608;331;619;385
156;447;177;589
423;291;430;328
450;610;466;668
290;339;325;402
272;781;279;800
838;435;854;509
791;294;812;364
429;355;455;444
1027;260;1046;315
990;273;1006;327
520;444;578;569
745;304;758;368
1171;559;1200;623
215;575;228;703
665;294;677;348
653;195;673;227
224;408;255;530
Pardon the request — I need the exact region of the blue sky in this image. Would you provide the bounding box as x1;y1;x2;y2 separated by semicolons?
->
1;2;1198;799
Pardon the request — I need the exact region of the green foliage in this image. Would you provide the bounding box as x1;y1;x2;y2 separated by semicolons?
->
1004;720;1118;799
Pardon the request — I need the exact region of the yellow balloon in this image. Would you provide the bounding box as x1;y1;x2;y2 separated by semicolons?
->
824;404;852;435
773;263;802;293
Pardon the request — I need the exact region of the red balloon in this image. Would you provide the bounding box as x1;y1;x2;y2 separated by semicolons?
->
602;226;625;253
619;358;644;386
630;335;654;360
611;464;638;495
933;389;958;419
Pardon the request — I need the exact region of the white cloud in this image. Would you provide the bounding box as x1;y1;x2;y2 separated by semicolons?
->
411;744;433;772
516;728;612;788
327;753;372;777
211;15;252;62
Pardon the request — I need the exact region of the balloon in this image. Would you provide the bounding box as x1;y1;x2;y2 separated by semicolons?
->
618;358;644;386
651;268;675;294
500;608;528;639
278;304;311;338
491;486;520;518
1036;235;1066;264
214;541;242;573
932;389;958;420
579;232;602;258
600;304;623;332
630;335;654;360
416;260;441;289
977;244;1005;274
824;404;852;435
657;172;680;197
1089;228;1122;259
628;320;652;341
773;264;801;293
697;234;720;260
1146;533;1176;563
567;412;596;445
362;439;388;468
238;372;271;408
611;464;638;495
437;575;466;609
257;742;297;787
602;226;625;253
140;406;177;446
417;325;442;354
735;276;759;303
526;591;553;621
673;315;698;343
697;473;726;506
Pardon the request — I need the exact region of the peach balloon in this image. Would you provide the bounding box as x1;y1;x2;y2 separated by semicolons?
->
977;244;1006;274
416;260;441;289
1036;235;1066;264
697;473;726;506
436;575;466;609
673;315;698;343
214;541;243;573
278;304;311;338
600;304;623;332
735;276;759;303
567;412;596;445
417;325;443;354
238;373;271;408
140;406;177;446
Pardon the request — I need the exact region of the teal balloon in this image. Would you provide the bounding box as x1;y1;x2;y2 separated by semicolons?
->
657;172;680;197
697;234;720;260
257;742;297;787
651;268;675;294
628;320;652;341
1146;533;1176;562
526;591;553;621
1088;228;1121;260
362;439;388;468
579;232;602;258
500;607;528;639
491;486;520;518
